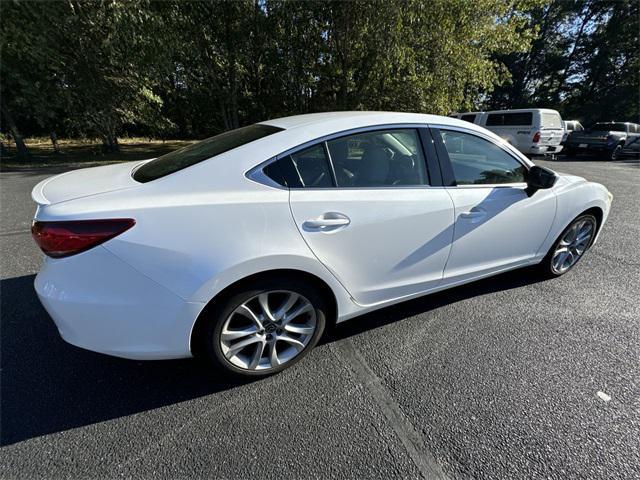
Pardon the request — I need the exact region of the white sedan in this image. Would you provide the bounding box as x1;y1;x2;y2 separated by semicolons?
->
31;112;612;378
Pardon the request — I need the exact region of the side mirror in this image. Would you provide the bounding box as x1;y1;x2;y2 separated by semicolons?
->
527;165;557;193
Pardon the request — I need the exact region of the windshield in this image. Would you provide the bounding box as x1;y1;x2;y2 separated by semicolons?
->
133;124;283;183
591;123;627;132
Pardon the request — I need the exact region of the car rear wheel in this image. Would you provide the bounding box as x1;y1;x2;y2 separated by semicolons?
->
203;278;327;378
539;214;597;277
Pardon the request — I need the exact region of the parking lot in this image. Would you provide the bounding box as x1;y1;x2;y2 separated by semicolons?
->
1;156;638;479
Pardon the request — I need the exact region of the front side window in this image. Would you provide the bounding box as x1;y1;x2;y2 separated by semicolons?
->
439;130;526;185
134;124;283;183
326;129;428;187
461;114;476;123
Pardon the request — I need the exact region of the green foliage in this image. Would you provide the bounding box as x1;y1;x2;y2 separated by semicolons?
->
487;0;639;123
2;0;634;151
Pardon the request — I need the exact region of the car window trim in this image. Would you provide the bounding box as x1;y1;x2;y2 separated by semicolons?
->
249;123;441;190
322;141;339;187
428;125;531;189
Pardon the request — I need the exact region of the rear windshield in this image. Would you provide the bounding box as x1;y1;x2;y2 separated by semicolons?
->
591;123;628;132
486;112;533;126
541;112;562;128
133;124;283;182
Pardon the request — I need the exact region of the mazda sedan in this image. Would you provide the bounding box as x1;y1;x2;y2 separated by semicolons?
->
31;112;612;377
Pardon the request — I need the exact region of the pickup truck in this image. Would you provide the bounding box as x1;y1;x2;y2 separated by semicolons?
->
564;122;640;160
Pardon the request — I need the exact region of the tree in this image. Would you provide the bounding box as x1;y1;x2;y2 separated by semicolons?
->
0;0;174;154
486;0;639;123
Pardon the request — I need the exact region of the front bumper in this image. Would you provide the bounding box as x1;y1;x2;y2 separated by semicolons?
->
34;245;205;360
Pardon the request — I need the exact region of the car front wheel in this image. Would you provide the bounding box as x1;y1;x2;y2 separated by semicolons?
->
203;278;327;378
539;213;598;277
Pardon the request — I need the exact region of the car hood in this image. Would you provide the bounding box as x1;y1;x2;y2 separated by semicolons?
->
31;160;148;206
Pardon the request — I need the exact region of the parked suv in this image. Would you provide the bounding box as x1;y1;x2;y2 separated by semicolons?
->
451;109;564;157
564;122;640;160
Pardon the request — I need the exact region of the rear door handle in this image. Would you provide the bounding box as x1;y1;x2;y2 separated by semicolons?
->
303;212;351;231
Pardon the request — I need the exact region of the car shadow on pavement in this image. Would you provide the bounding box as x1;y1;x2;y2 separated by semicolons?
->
1;267;547;446
0;274;238;446
326;266;547;343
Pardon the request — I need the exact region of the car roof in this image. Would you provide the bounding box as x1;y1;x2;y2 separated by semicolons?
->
260;111;468;131
484;108;560;114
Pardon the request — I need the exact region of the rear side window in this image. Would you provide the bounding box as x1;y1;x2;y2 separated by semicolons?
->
461;114;476;123
264;128;429;188
264;144;334;188
133;124;283;183
486;112;533;126
327;129;428;187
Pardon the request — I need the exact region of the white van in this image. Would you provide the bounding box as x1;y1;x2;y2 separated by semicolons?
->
451;109;564;156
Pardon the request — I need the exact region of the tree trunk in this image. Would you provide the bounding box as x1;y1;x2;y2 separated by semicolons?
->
101;134;120;153
50;131;61;154
1;101;30;159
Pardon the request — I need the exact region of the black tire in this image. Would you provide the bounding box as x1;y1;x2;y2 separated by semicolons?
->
537;213;598;278
202;276;327;379
609;144;623;161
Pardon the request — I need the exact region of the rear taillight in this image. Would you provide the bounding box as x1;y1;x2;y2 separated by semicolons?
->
532;132;541;143
31;219;135;258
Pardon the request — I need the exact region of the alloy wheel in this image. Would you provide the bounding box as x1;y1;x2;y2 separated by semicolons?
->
551;218;596;274
219;290;317;371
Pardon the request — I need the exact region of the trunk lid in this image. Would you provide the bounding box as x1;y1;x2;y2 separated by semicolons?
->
32;161;146;206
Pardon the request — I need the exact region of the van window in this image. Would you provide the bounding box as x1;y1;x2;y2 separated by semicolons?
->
134;124;283;182
541;112;562;128
461;114;477;123
485;112;533;127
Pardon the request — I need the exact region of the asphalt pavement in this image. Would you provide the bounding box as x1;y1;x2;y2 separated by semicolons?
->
1;156;638;479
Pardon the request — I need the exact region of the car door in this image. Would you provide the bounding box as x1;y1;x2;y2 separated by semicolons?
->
275;127;455;306
431;127;556;284
624;124;640;153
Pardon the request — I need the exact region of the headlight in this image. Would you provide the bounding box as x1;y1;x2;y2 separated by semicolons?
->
607;191;613;203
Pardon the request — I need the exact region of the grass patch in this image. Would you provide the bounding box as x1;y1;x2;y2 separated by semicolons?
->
0;137;197;170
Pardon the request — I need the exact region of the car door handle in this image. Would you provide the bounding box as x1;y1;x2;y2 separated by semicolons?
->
460;209;487;221
303;213;351;231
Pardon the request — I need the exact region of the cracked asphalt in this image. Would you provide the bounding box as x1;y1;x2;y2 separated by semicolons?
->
1;156;638;479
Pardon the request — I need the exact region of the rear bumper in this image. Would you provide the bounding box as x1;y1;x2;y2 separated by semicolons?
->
530;145;563;155
34;246;204;360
